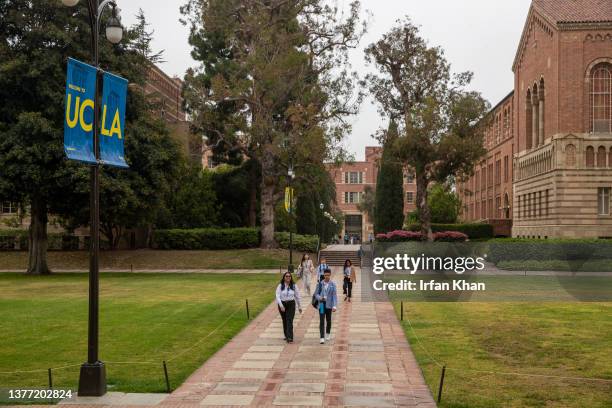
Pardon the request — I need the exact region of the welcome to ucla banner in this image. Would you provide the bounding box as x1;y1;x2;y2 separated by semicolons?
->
99;71;128;168
64;58;97;164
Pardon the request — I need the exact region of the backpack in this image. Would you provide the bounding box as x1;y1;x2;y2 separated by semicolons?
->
311;282;322;309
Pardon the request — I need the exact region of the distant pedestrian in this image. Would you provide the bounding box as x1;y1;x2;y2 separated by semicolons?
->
315;268;338;344
297;253;314;295
368;232;373;243
344;232;349;244
276;272;302;343
316;257;329;282
342;259;357;302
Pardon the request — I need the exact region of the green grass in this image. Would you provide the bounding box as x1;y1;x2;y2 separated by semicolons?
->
394;302;612;408
0;273;278;395
0;248;305;271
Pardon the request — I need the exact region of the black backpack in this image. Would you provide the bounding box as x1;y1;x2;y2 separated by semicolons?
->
311;282;322;308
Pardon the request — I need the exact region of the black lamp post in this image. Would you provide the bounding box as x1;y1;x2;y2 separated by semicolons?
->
287;161;295;272
62;0;123;397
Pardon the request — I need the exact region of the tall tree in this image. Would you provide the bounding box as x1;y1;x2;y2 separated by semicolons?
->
374;120;404;233
181;0;365;248
364;18;488;239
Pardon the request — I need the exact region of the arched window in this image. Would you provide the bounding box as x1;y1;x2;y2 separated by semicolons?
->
538;78;545;145
526;89;533;149
609;147;612;168
597;146;607;167
586;146;595;168
532;84;539;147
591;63;612;133
566;144;576;167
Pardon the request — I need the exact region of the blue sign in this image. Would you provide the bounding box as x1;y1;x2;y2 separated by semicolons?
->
64;58;97;164
99;71;129;168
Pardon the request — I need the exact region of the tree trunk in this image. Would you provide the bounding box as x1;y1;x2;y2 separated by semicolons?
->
260;148;277;249
27;197;50;275
415;172;433;241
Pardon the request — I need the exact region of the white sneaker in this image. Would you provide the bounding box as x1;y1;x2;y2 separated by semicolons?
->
320;338;325;344
325;334;331;341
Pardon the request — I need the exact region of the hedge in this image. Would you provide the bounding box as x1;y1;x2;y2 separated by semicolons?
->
407;223;493;239
0;230;27;250
487;238;612;263
0;231;82;251
274;232;319;253
153;227;259;250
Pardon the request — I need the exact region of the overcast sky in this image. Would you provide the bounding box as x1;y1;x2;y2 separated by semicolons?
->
120;0;533;160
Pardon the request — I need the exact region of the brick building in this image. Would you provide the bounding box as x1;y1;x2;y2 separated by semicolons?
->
327;146;417;241
459;0;612;238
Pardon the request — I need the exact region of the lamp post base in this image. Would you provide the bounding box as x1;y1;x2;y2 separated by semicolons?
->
78;361;106;396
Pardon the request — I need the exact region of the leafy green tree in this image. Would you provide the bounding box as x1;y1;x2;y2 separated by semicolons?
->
181;0;366;248
374;120;404;233
364;18;488;239
357;185;376;222
0;2;180;269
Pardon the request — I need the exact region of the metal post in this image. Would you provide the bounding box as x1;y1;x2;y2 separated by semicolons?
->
288;180;293;272
437;365;446;403
400;301;403;321
245;299;250;320
78;0;106;396
163;361;171;393
48;368;53;390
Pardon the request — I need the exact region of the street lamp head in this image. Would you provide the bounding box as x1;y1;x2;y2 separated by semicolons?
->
62;0;80;6
105;9;123;44
320;203;324;210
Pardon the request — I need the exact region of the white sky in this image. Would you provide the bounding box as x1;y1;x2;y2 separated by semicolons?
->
120;0;533;160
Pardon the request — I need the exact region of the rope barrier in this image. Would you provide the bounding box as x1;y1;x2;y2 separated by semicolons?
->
0;363;82;375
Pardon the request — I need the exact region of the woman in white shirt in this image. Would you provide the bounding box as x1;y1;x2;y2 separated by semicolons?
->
276;272;302;343
297;253;315;295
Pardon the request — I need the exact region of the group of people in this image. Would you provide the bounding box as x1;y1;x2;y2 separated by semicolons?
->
275;256;356;344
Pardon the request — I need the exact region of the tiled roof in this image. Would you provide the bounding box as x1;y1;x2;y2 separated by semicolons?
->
533;0;612;24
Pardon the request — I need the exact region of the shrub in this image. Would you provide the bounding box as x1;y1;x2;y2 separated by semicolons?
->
48;233;80;251
487;238;612;263
433;231;468;242
0;230;27;250
407;223;493;239
153;228;260;250
274;232;319;253
377;230;425;242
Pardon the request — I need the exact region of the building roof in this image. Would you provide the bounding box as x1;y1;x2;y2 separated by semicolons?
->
532;0;612;25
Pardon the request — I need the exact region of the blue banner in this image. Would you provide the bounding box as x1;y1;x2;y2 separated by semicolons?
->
99;71;129;168
64;58;97;164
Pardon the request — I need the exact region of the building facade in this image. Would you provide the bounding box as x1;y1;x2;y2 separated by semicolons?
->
327;146;417;241
460;0;612;239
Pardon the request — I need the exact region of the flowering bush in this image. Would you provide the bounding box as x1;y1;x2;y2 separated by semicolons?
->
433;231;468;242
377;230;425;242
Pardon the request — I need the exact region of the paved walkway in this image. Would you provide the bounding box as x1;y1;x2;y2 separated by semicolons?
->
0;269;280;274
160;266;435;408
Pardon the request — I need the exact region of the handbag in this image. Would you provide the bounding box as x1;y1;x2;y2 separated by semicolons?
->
311;282;321;309
297;265;303;278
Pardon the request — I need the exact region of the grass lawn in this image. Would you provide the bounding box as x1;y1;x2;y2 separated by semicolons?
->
394;301;612;408
497;259;612;272
0;272;278;396
0;248;304;271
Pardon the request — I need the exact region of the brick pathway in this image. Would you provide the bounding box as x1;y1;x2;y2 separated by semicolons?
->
159;266;435;408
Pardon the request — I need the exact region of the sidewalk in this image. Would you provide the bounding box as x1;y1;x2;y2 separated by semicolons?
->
159;266;435;407
0;268;281;274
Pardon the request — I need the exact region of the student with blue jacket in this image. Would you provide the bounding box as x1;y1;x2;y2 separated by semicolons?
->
314;268;338;344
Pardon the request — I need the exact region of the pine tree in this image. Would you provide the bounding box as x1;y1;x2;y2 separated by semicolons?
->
374;120;405;234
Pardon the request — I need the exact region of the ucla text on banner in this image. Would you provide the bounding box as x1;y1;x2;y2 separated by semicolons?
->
64;58;97;164
99;71;129;168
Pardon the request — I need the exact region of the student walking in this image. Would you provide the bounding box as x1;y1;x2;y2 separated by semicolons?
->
315;268;338;344
275;272;302;343
297;254;315;295
316;257;329;282
343;259;357;302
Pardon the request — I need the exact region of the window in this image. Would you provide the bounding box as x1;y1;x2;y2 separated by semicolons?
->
345;172;363;184
488;163;494;186
591;63;612;133
495;196;501;218
481;167;487;190
526;89;533;149
406;191;414;204
406;172;415;184
504;156;509;182
1;202;17;214
495;160;501;185
566;144;576;167
597;146;607;168
344;192;361;204
586;146;595;168
598;187;610;215
207;157;215;169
